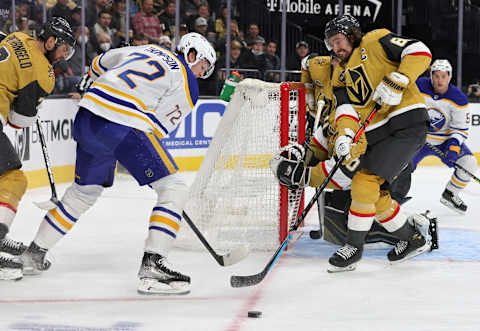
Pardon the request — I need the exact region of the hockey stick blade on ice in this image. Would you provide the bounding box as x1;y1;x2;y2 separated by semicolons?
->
182;212;249;266
34;118;59;210
231;103;381;288
426;142;480;184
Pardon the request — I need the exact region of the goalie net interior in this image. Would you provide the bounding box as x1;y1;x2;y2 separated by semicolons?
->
177;79;305;251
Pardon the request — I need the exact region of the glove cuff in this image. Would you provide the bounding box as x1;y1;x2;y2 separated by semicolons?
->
384;72;410;92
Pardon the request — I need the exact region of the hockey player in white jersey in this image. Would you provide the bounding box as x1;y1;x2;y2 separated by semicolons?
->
414;59;478;214
19;32;216;294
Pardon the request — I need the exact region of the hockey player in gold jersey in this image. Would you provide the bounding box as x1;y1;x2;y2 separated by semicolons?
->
323;14;432;272
0;17;75;280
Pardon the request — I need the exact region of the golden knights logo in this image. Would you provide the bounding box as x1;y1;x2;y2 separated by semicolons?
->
345;64;373;106
14;127;30;161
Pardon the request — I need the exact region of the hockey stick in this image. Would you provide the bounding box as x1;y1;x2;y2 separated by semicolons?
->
182;211;249;266
230;103;381;288
34;118;59;210
426;142;480;184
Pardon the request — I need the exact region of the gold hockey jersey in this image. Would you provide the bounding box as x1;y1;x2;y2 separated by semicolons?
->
332;29;431;143
0;32;54;128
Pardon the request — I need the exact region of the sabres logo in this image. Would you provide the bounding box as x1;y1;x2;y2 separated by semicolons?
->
427;107;446;132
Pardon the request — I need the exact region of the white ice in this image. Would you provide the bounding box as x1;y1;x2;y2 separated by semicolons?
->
1;166;480;331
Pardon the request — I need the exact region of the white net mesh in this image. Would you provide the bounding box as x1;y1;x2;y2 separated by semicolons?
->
177;79;304;251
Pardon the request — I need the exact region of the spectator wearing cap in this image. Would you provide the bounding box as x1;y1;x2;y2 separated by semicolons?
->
251;36;268;75
133;0;164;44
159;35;172;50
287;40;310;70
131;32;149;46
264;40;281;82
188;2;216;42
194;16;208;37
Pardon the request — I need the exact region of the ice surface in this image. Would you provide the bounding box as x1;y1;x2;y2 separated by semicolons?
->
1;167;479;331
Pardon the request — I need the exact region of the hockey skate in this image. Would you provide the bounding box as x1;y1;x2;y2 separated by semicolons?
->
22;242;51;275
0;255;23;280
440;189;467;214
387;232;431;264
0;237;28;256
327;244;362;273
137;252;191;295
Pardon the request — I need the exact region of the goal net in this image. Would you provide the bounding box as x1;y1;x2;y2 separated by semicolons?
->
178;79;306;251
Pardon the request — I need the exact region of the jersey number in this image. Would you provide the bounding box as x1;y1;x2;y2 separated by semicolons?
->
390;37;411;47
117;52;166;89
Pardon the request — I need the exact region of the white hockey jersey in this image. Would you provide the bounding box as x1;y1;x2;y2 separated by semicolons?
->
79;45;199;138
416;77;470;146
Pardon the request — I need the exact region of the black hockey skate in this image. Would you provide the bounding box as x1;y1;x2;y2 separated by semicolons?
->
0;237;28;256
137;252;191;295
387;231;430;264
440;189;467;214
0;255;23;280
22;242;51;275
327;244;362;273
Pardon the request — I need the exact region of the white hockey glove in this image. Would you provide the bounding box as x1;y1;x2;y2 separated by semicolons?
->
76;71;95;94
269;143;311;190
334;128;367;164
372;72;410;108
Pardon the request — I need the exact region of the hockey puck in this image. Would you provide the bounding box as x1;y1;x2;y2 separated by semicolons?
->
309;230;322;239
247;311;262;318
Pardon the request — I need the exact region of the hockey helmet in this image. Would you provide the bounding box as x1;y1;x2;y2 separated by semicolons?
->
430;59;452;82
39;17;76;62
178;32;216;79
324;14;362;51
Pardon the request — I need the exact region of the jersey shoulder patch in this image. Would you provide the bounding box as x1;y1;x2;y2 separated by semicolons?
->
0;46;9;62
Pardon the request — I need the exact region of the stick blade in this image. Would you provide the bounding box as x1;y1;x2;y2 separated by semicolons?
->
34;198;58;210
230;270;267;288
220;246;249;266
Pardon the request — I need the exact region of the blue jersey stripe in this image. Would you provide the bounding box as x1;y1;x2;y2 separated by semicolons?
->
57;201;77;223
149;226;177;238
98;52;108;72
152;206;181;220
45;215;66;235
89;88;169;134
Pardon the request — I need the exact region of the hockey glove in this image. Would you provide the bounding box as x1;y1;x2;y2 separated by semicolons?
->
372;72;410;110
445;138;461;167
269;143;311;190
76;71;95;94
334;129;367;164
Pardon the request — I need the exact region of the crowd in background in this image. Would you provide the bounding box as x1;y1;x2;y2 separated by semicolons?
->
0;0;313;96
1;0;480;100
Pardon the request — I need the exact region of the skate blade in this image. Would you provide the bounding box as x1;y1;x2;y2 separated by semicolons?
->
440;198;466;215
0;268;23;281
327;263;357;273
138;278;191;295
389;243;431;265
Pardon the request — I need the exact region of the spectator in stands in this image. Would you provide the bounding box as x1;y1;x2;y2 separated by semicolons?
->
71;6;82;29
0;2;10;30
111;0;132;44
287;40;310;70
86;0;110;28
159;0;177;37
153;0;167;17
133;0;164;44
94;10;116;47
184;0;202;19
172;23;188;49
159;35;172;50
251;36;268;76
264;39;280;82
216;39;258;81
215;19;243;56
244;23;263;48
188;2;216;42
215;5;228;40
96;31;113;53
69;26;98;77
48;0;74;26
131;32;149;45
53;59;78;94
467;81;480;102
194;16;208;37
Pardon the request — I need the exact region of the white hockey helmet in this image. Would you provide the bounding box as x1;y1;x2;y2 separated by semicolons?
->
178;32;216;79
430;59;452;81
